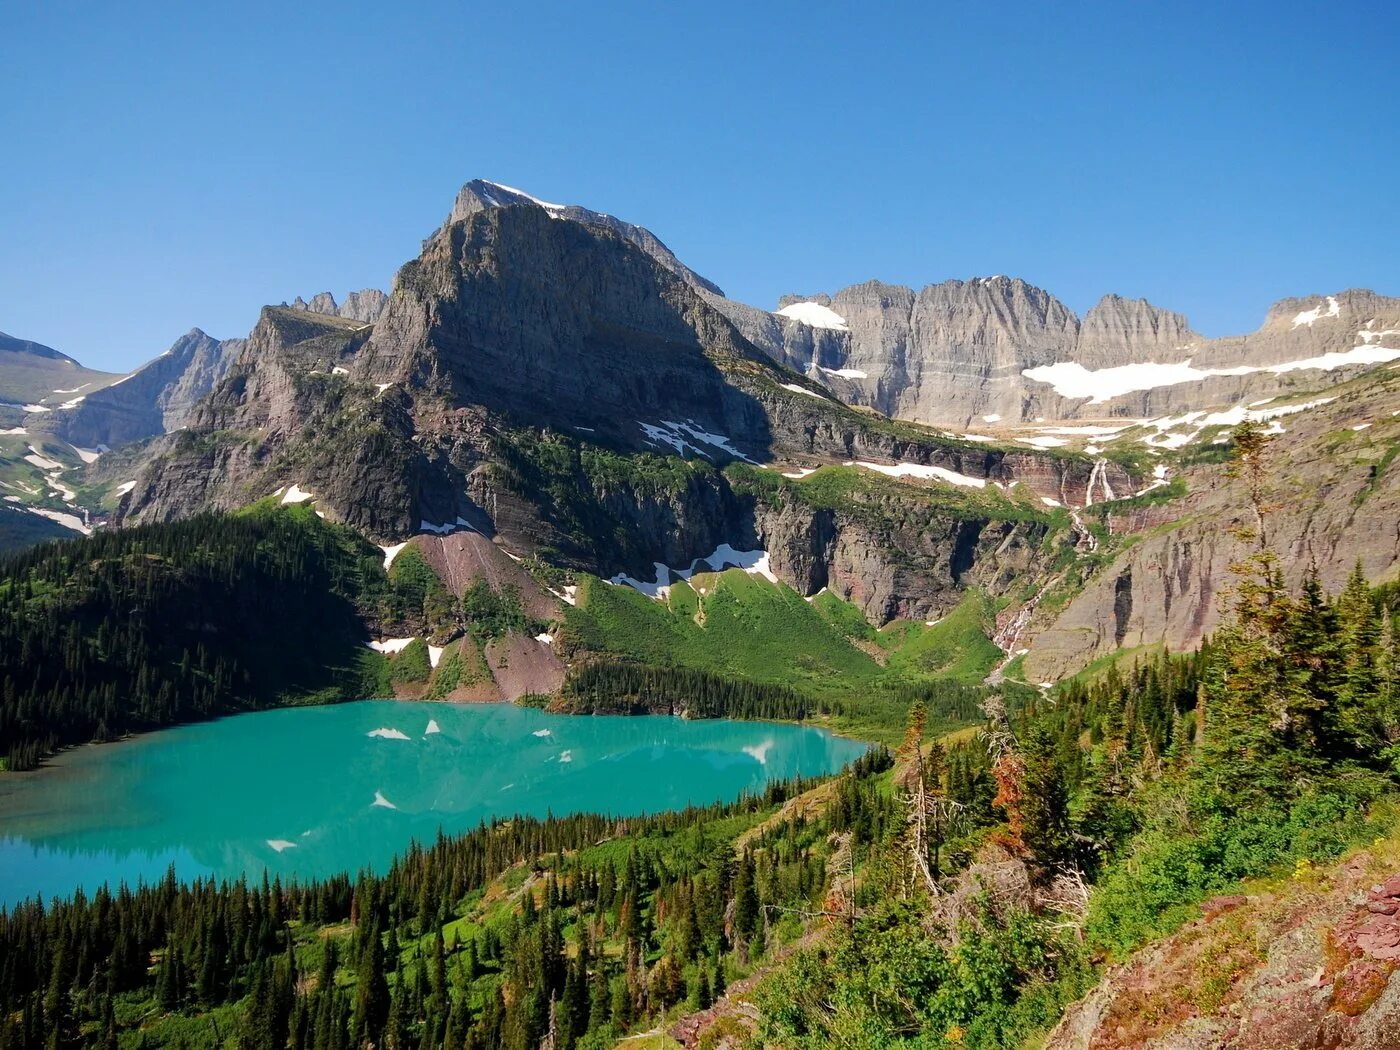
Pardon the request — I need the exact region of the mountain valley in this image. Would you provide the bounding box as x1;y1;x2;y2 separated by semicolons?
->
5;179;1400;1049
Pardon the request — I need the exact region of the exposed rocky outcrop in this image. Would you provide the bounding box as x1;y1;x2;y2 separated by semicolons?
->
757;496;1051;623
718;279;1400;427
114;184;1118;631
43;329;242;447
1023;368;1400;679
1048;847;1400;1048
117;306;419;536
446;179;724;296
290;288;389;324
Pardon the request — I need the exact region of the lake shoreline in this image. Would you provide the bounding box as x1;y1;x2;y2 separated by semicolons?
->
0;700;868;908
2;690;879;779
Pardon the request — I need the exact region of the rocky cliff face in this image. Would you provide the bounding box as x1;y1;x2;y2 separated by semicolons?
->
290;288;389;323
1022;367;1400;680
115;183;1114;630
447;179;724;296
45;329;242;448
1075;294;1196;368
721;280;1400;427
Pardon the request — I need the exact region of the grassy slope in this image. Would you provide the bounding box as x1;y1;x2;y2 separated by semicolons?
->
560;567;1003;744
564;570;1003;694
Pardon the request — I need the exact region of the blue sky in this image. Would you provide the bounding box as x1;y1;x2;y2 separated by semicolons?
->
2;0;1396;371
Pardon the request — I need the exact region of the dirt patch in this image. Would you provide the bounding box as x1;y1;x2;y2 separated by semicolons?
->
485;633;565;698
409;533;562;621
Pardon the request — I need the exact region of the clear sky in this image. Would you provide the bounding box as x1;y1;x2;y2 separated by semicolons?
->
2;0;1396;371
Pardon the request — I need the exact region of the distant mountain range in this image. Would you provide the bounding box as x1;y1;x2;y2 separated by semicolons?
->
2;177;1398;681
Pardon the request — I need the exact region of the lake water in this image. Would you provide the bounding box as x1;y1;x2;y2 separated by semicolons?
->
0;701;865;907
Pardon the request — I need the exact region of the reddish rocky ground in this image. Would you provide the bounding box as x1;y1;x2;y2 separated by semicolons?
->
1049;843;1400;1048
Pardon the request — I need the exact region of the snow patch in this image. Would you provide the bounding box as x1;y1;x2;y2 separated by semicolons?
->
1017;435;1069;449
609;543;778;600
114;481;137;497
24;447;64;470
26;507;89;534
777;302;849;331
281;484;314;504
638;419;753;462
380;541;409;570
818;366;867;379
331;366;349;375
1025;335;1400;403
1139;397;1335;449
367;638;416;654
420;517;474;536
428;645;445;668
847;460;990;489
534;632;554;645
781;383;829;400
982;414;1002;423
1291;295;1342;328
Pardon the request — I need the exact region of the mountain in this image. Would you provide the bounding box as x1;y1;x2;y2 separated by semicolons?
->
289;287;389;323
41;328;244;448
114;184;1124;628
721;280;1400;426
6;177;1399;679
447;179;725;295
0;331;121;412
6;178;1400;1048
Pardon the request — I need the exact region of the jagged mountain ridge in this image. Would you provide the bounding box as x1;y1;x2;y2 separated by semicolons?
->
289;288;389;323
6;288;387;452
718;279;1400;427
8;176;1399;676
44;329;244;447
114;187;1123;628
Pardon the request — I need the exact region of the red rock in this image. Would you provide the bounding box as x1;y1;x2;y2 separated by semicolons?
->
1202;894;1249;919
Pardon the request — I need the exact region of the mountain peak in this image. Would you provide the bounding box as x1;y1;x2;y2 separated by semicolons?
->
442;178;724;297
288;289;388;324
449;179;571;222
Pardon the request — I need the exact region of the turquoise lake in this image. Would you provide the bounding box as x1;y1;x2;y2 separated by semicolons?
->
0;701;866;907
